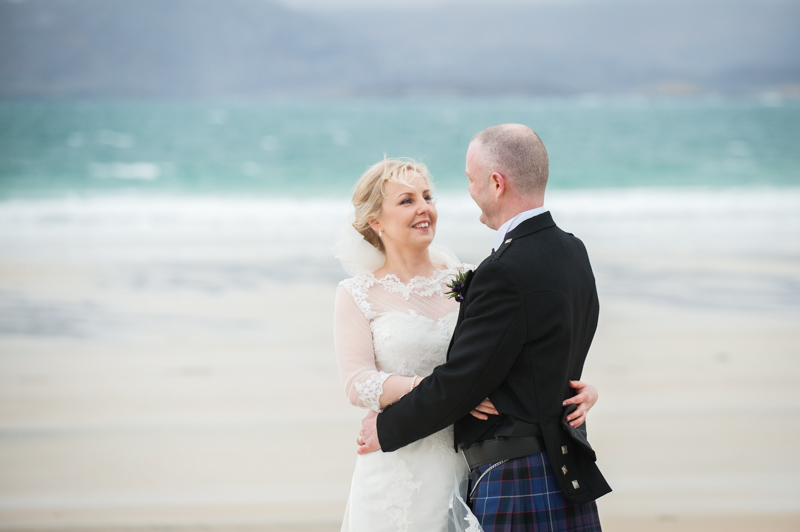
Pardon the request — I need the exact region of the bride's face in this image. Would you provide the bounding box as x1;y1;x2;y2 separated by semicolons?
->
373;172;437;252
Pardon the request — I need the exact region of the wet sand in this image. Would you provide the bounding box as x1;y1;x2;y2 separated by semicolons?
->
1;193;799;530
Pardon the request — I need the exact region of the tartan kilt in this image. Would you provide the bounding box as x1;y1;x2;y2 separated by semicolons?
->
468;451;602;532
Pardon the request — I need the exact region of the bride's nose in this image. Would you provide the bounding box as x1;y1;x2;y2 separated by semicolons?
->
417;202;431;215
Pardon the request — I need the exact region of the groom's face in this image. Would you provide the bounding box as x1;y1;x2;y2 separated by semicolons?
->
466;142;497;229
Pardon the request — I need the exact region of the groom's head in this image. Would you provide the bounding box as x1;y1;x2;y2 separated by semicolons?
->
466;124;549;230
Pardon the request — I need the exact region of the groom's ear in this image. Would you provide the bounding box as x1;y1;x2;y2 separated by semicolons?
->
491;172;506;198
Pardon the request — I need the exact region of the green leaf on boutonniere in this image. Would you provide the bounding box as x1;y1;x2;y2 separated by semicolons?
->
445;269;472;302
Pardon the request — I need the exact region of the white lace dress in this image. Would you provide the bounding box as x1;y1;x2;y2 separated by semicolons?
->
334;267;481;532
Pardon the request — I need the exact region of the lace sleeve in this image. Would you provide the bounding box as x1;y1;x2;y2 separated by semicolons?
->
333;283;391;412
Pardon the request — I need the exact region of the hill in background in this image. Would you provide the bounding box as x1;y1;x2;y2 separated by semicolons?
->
1;0;798;98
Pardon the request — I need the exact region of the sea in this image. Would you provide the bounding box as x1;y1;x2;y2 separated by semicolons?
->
2;96;799;197
1;96;799;287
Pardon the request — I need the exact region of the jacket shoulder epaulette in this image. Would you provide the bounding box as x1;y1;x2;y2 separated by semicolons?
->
489;238;513;261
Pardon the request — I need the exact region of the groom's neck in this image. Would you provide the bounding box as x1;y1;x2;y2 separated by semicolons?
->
494;195;544;230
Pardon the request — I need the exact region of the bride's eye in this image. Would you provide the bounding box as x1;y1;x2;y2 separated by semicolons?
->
425;195;434;202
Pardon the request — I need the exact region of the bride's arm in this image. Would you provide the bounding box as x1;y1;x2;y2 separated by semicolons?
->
378;375;418;409
334;285;418;412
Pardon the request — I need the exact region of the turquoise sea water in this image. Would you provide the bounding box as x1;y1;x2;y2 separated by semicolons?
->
1;97;799;199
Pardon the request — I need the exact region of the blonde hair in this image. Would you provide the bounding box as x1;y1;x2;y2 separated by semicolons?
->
352;158;433;253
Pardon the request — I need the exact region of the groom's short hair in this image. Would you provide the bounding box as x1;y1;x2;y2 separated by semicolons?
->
473;124;548;197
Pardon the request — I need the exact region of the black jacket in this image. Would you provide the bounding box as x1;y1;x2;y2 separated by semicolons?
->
376;212;611;503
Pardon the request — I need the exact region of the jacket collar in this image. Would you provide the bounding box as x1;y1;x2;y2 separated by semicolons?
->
506;211;556;241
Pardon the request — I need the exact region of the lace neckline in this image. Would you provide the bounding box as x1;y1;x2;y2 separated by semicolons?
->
370;267;448;285
368;267;454;300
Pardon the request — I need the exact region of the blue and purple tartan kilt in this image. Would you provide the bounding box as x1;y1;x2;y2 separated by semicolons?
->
468;451;602;532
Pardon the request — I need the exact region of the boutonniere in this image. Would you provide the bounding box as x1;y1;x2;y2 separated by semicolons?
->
445;268;474;302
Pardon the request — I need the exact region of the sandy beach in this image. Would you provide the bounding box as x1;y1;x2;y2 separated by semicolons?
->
1;190;799;531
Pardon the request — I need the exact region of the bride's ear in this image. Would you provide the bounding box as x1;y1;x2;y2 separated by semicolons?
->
368;220;381;234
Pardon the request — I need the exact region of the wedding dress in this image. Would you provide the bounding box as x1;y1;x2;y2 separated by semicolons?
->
334;264;482;532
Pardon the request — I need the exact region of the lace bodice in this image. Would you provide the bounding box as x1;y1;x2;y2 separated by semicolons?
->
334;267;464;411
335;264;483;532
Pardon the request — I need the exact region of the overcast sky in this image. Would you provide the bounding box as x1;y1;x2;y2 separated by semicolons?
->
273;0;769;10
274;0;582;9
2;0;793;98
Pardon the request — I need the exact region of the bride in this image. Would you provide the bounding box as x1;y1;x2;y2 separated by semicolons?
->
333;159;596;531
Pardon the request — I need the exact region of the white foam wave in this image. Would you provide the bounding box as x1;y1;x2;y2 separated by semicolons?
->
0;187;797;263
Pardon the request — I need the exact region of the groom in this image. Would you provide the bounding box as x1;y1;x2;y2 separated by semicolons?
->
358;124;610;529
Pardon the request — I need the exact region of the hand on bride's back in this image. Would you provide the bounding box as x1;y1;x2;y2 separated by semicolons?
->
357;410;381;455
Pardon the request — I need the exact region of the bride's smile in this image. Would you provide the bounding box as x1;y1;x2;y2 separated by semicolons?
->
370;171;438;252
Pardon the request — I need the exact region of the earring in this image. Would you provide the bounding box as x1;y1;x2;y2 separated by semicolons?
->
378;228;382;238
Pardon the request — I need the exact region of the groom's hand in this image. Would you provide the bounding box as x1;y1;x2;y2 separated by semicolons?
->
357;410;382;454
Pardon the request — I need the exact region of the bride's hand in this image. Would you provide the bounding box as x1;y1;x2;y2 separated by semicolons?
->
562;380;598;428
469;398;499;421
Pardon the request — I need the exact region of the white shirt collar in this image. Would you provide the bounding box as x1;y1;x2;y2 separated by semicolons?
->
493;206;548;252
